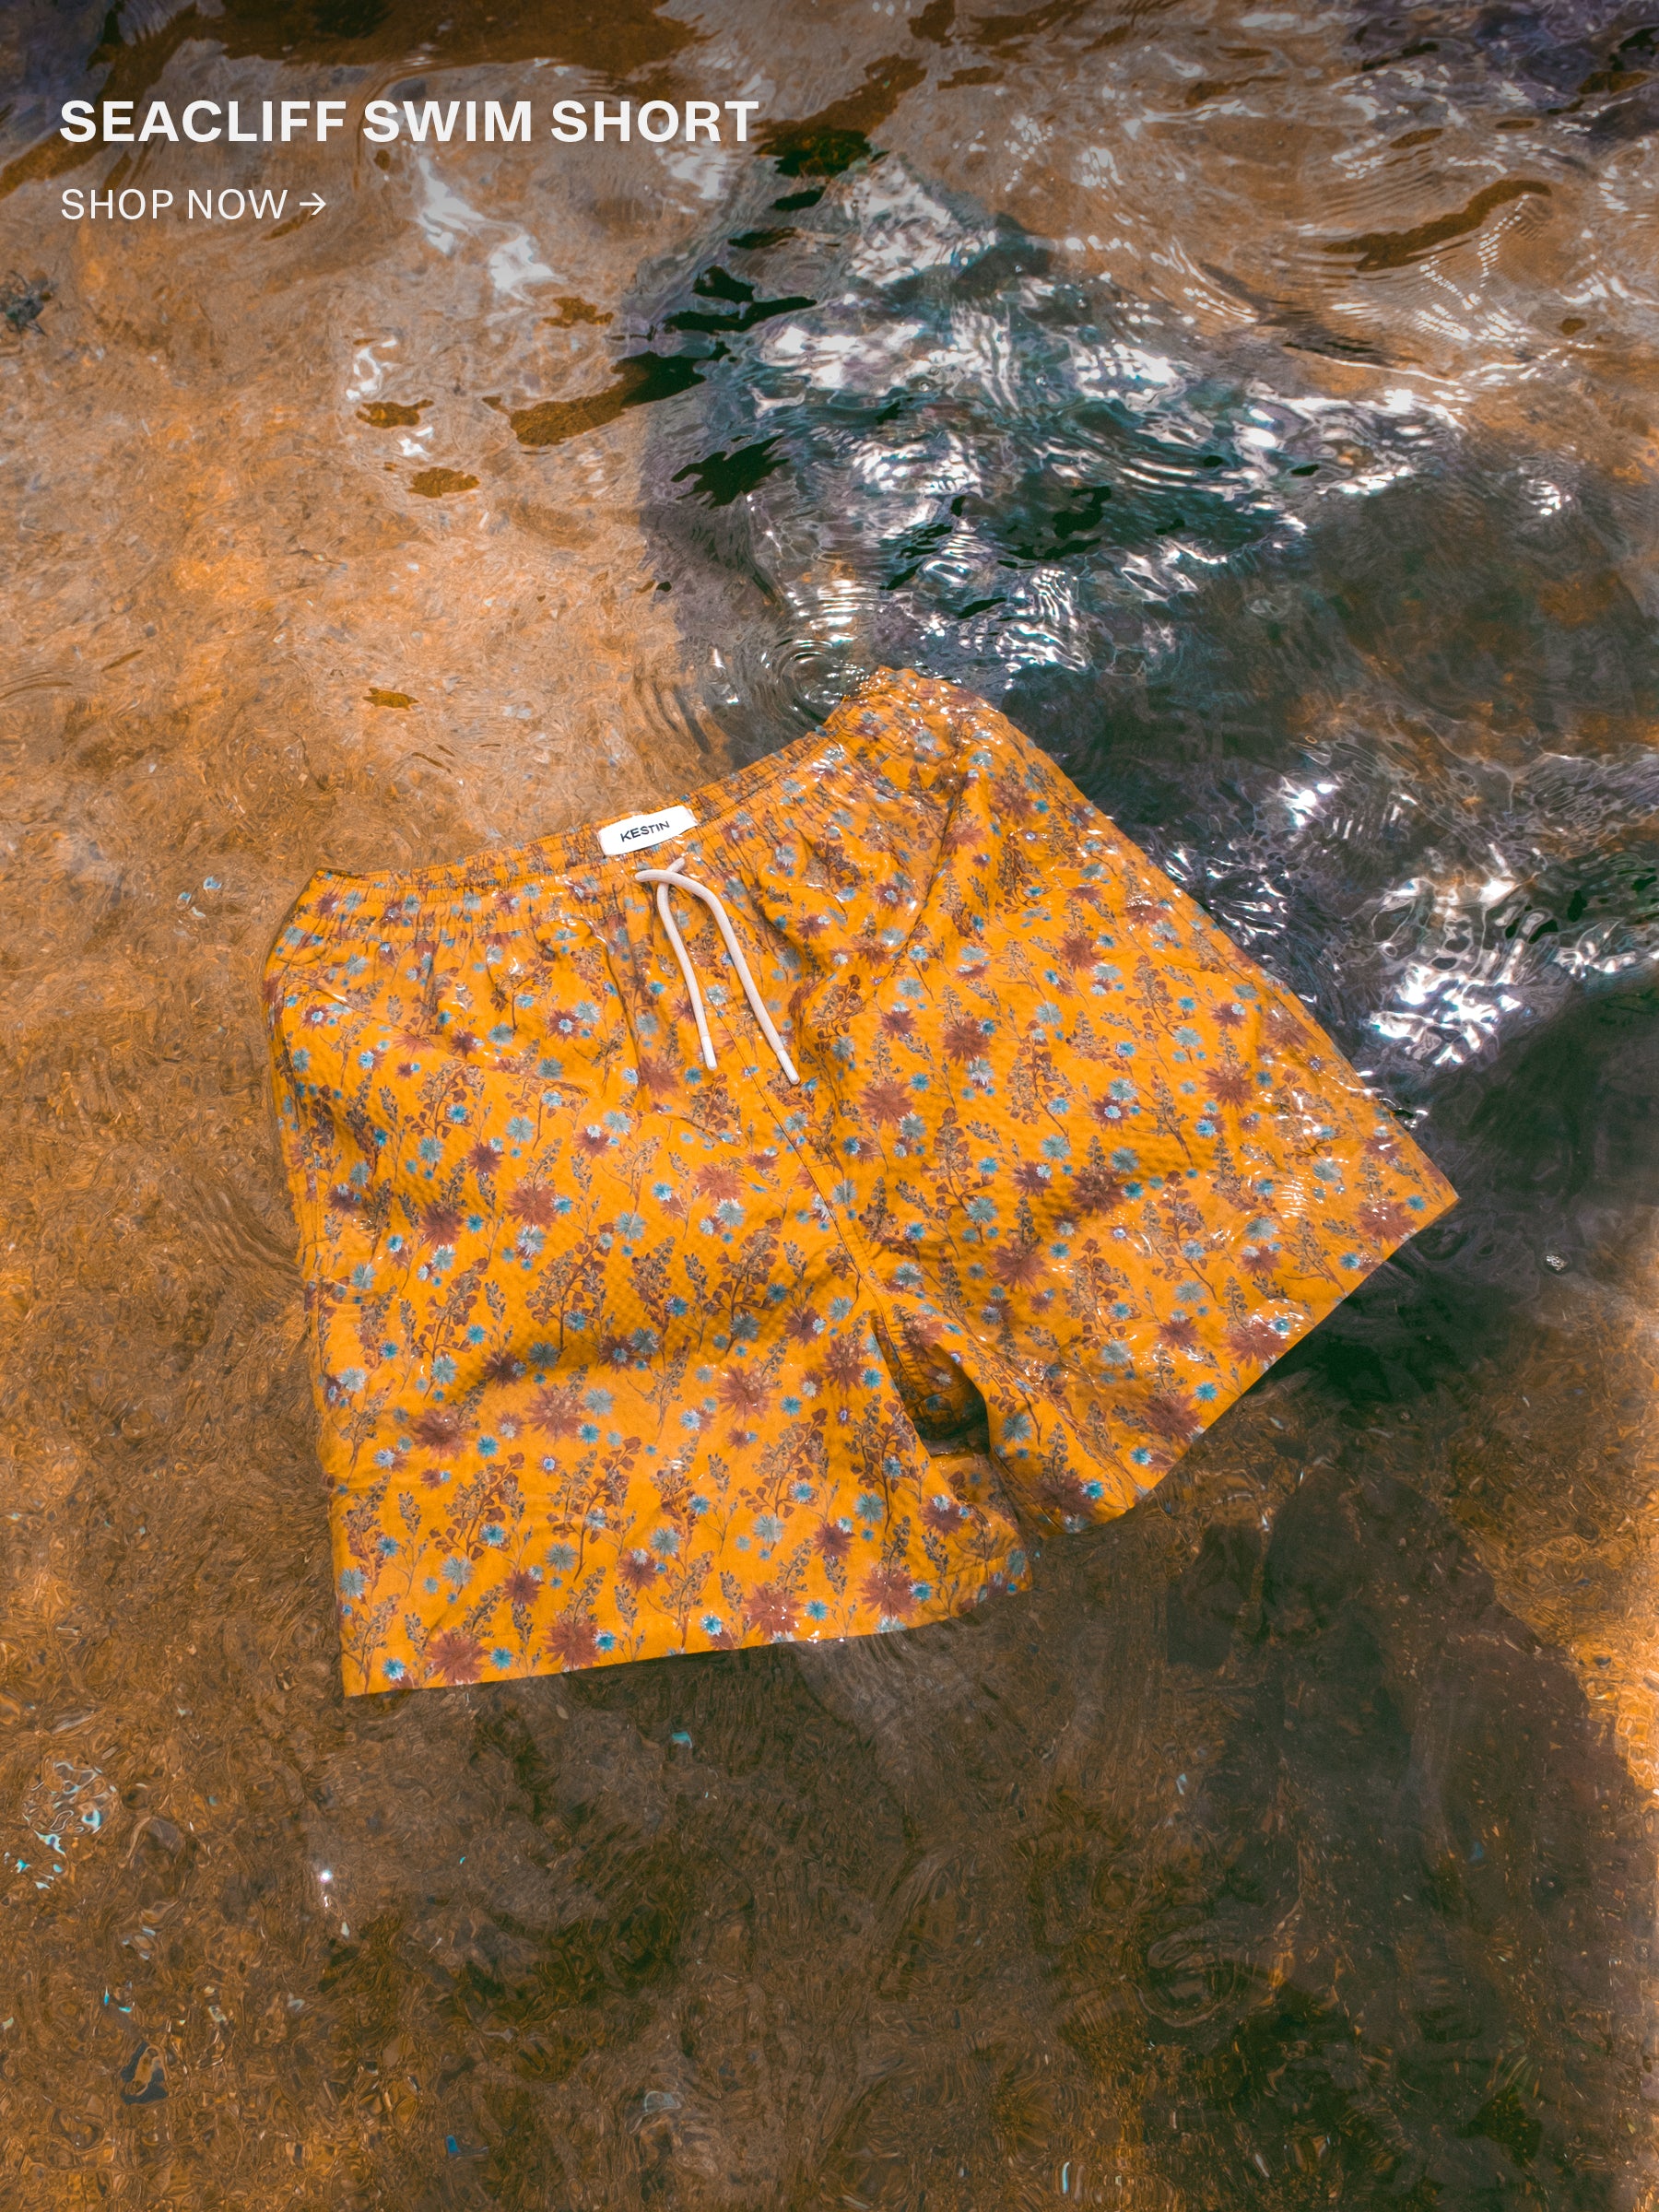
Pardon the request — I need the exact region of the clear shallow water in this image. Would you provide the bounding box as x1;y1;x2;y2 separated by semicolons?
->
4;1;1659;2205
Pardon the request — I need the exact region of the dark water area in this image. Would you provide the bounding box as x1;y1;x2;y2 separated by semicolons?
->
5;0;1659;2206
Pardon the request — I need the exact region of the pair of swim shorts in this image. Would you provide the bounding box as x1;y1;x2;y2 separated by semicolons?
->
265;668;1455;1695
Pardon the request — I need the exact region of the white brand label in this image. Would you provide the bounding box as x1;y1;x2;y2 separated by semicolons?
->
596;805;697;858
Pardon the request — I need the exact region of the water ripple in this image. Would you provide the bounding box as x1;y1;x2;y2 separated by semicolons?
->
634;150;1659;1112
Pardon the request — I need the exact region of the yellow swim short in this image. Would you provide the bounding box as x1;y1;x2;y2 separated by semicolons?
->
265;668;1454;1694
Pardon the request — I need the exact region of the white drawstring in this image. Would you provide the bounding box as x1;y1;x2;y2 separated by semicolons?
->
636;858;801;1086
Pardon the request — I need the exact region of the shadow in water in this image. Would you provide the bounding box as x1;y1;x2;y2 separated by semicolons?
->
562;133;1658;2205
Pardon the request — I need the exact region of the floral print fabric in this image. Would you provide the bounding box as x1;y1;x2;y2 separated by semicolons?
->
265;669;1455;1695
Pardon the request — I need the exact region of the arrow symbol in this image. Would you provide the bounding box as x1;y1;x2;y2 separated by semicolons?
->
300;193;326;214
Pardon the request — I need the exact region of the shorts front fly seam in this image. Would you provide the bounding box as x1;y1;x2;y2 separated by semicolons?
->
612;842;945;1466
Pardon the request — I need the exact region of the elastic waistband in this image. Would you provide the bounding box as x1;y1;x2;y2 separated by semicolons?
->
297;667;930;915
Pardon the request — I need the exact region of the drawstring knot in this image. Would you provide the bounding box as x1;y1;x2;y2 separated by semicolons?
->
637;858;800;1086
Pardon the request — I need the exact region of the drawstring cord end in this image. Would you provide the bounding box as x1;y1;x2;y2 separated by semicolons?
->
637;862;800;1087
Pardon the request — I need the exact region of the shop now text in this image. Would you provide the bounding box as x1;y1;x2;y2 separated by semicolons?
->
61;186;323;222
